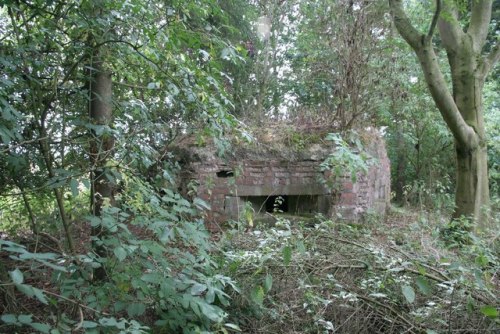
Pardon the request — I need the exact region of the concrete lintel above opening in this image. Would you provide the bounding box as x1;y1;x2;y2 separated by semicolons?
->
235;183;330;196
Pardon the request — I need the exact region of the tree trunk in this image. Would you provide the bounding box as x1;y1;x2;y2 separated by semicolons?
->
446;37;490;221
388;0;496;222
90;63;115;216
394;128;407;205
412;43;489;220
38;135;75;253
89;58;114;280
454;142;489;220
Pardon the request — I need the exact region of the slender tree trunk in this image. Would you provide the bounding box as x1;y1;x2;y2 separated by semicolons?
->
38;135;75;253
18;184;38;235
90;60;115;216
394;128;406;205
89;57;114;280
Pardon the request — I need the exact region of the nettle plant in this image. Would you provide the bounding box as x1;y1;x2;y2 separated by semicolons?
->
1;172;240;334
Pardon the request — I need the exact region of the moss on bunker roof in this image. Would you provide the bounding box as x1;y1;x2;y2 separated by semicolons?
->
169;124;383;163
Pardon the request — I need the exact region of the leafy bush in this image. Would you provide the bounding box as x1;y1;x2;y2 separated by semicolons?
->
0;174;240;333
439;216;474;247
320;132;373;188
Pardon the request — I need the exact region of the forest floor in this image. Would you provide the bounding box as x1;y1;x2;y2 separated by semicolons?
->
218;206;499;333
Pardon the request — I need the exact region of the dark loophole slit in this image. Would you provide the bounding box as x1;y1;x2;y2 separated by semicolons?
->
216;170;234;178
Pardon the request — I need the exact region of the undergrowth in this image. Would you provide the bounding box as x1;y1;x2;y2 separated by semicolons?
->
217;210;499;334
1;206;498;333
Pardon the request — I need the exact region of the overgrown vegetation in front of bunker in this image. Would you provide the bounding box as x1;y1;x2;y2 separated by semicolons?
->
218;212;499;334
0;172;242;334
1;203;499;333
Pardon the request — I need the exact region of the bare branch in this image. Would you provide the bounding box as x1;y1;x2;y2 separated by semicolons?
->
427;0;441;40
0;137;49;154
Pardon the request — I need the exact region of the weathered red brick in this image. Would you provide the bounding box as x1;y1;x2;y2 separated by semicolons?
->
340;192;356;205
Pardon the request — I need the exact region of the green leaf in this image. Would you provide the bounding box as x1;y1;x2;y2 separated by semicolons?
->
15;283;35;298
38;259;68;272
190;300;202;317
282;245;292;265
33;287;49;305
193;197;211;210
1;314;17;324
70;178;79;197
480;305;498;318
221;47;234;60
416;264;427;275
9;268;23;284
18;314;32;324
0;127;12;144
147;82;160;89
99;317;118;327
141;273;163;284
199;302;225;322
30;322;51;333
113;247;127;262
251;285;264;306
475;254;489;267
296;240;306;254
415;277;431;295
191;283;207;296
82;179;91;190
19;252;58;260
82;321;98;328
264;274;273;293
127;303;146;317
401;285;415;304
159;228;173;243
205;287;216;304
168;83;180;96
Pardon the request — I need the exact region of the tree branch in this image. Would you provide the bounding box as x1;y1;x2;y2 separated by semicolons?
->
427;0;441;40
481;41;500;77
415;46;477;149
467;0;493;51
0;136;49;154
389;0;477;149
437;1;464;53
388;0;423;49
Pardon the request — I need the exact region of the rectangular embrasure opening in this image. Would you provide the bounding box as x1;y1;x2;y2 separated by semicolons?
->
216;170;234;178
241;194;329;216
